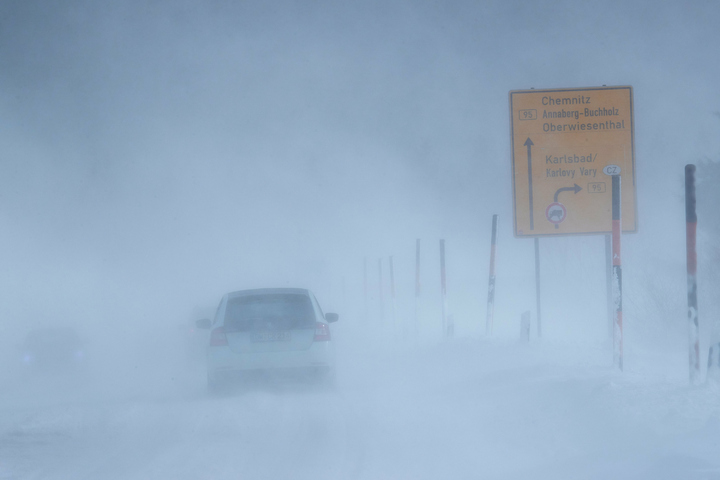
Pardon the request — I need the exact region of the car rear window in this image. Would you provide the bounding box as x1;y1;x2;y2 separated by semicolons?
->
223;294;316;332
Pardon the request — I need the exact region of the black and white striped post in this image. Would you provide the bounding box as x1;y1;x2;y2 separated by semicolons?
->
685;164;700;383
486;214;498;335
611;175;623;371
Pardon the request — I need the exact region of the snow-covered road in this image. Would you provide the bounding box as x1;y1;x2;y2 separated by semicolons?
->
1;339;719;479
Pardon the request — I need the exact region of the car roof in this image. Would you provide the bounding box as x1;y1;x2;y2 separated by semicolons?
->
225;288;310;299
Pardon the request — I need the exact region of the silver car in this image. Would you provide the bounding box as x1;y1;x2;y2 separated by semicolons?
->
197;288;338;391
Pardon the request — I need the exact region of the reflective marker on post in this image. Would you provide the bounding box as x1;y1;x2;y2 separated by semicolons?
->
685;164;700;383
612;175;623;371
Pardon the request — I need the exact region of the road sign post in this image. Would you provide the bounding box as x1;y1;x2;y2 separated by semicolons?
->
486;214;498;335
685;164;700;383
534;237;542;337
612;175;623;371
510;86;636;237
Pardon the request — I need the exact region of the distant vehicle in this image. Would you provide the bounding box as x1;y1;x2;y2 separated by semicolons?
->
197;288;339;392
20;327;86;373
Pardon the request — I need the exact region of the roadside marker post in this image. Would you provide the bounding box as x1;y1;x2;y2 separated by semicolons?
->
486;214;498;335
685;164;700;383
611;175;623;371
605;234;613;339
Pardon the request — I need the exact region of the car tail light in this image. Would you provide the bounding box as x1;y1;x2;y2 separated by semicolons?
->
314;322;331;341
209;327;228;346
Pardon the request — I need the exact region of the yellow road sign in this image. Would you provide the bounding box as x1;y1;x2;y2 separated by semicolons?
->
509;86;636;237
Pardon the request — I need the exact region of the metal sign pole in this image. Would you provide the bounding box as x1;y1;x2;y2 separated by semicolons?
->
612;175;623;371
685;164;700;383
534;237;542;337
486;214;498;335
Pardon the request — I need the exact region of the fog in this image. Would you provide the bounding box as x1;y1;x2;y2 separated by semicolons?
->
1;1;719;478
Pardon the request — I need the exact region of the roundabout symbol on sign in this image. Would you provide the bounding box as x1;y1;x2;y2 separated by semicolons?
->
545;202;566;229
